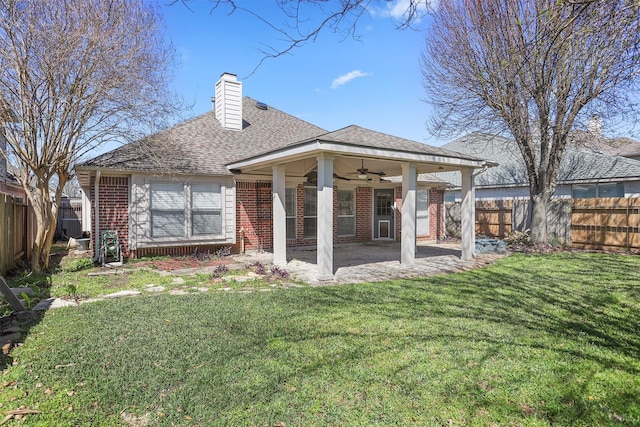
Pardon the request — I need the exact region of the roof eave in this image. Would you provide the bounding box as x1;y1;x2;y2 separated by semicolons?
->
227;140;489;172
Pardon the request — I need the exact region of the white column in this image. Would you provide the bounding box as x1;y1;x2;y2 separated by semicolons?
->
401;162;417;266
316;154;334;280
461;168;476;261
272;165;287;266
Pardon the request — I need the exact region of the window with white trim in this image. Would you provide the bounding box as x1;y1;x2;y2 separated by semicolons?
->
416;188;430;236
150;182;222;238
304;186;317;238
191;183;222;236
285;187;297;240
151;183;185;237
337;189;355;236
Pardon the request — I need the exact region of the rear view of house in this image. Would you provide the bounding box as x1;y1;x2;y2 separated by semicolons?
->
76;73;489;280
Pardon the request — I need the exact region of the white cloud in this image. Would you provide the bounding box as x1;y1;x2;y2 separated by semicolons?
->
371;0;435;23
331;70;369;89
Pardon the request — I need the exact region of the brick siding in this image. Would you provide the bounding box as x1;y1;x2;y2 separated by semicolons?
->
90;175;129;256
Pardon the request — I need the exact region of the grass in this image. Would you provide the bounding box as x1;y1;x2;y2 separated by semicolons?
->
1;252;290;316
1;252;639;426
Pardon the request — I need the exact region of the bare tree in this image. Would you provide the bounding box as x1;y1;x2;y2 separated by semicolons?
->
0;0;181;272
422;0;640;243
178;0;433;76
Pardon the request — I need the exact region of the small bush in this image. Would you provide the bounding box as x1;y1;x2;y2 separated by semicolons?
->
62;256;94;272
270;266;290;280
212;264;229;279
190;248;212;262
214;246;231;259
504;229;531;246
246;261;267;275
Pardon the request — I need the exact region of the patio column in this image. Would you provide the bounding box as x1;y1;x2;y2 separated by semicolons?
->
272;165;287;266
401;162;417;266
317;153;334;280
461;168;476;261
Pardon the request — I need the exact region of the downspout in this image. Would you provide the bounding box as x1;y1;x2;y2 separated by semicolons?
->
92;170;101;262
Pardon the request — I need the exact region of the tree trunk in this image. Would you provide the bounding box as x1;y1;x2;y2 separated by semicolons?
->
30;184;57;273
530;192;550;244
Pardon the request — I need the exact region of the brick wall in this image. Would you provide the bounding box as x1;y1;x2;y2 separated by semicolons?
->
235;181;273;252
90;175;129;256
395;186;446;242
428;188;445;241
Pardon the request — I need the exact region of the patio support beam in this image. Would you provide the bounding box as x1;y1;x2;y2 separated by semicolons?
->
461;168;476;261
401;162;417;266
316;153;334;280
272;165;287;266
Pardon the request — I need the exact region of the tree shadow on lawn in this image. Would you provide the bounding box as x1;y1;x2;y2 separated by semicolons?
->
0;248;69;370
306;253;640;369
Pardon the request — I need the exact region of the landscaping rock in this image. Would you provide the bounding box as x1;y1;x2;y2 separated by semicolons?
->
143;286;165;293
34;298;77;310
171;277;185;284
103;290;142;299
475;239;507;254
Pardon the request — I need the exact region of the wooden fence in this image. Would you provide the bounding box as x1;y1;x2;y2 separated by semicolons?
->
0;193;35;275
571;197;640;251
446;197;639;251
56;200;82;239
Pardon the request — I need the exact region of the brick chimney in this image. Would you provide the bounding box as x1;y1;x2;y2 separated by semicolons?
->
214;73;243;131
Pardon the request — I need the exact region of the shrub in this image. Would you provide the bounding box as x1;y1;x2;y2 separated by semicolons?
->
62;256;94;272
504;229;531;246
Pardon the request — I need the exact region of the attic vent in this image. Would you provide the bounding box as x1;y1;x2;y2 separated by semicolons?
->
256;101;268;110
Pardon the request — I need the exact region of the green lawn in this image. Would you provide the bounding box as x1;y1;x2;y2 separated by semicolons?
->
1;252;639;426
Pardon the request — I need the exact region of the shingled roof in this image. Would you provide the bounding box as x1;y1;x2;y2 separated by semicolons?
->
292;125;483;162
78;97;327;176
438;132;640;188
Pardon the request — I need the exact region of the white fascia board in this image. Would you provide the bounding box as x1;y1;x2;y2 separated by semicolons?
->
227;140;487;171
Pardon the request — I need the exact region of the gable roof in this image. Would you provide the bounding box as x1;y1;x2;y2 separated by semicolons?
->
293;125;483;162
78;97;327;176
439;132;640;188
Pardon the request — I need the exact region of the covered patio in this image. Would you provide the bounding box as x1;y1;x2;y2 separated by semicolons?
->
228;125;491;282
283;241;504;285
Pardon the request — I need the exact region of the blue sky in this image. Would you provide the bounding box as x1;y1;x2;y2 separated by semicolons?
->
159;1;446;146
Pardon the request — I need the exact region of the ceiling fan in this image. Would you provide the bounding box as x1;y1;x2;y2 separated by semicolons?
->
304;170;351;185
355;159;385;179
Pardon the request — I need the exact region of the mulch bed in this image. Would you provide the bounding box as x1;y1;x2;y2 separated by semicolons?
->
128;257;234;271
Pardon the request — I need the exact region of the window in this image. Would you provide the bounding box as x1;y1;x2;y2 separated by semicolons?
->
150;181;222;239
572;183;624;199
599;183;624;198
304;187;317;238
337;189;355;236
191;183;222;236
416;188;430;236
151;183;185;237
285;187;297;240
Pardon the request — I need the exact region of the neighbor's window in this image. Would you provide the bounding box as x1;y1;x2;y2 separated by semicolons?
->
191;183;222;236
150;181;222;238
416;188;430;236
304;186;317;238
285;187;297;240
572;183;624;199
337;189;355;236
598;183;624;198
151;182;185;237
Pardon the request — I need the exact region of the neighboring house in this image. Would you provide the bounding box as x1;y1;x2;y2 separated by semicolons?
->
0;118;26;200
76;73;489;280
440;132;640;201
